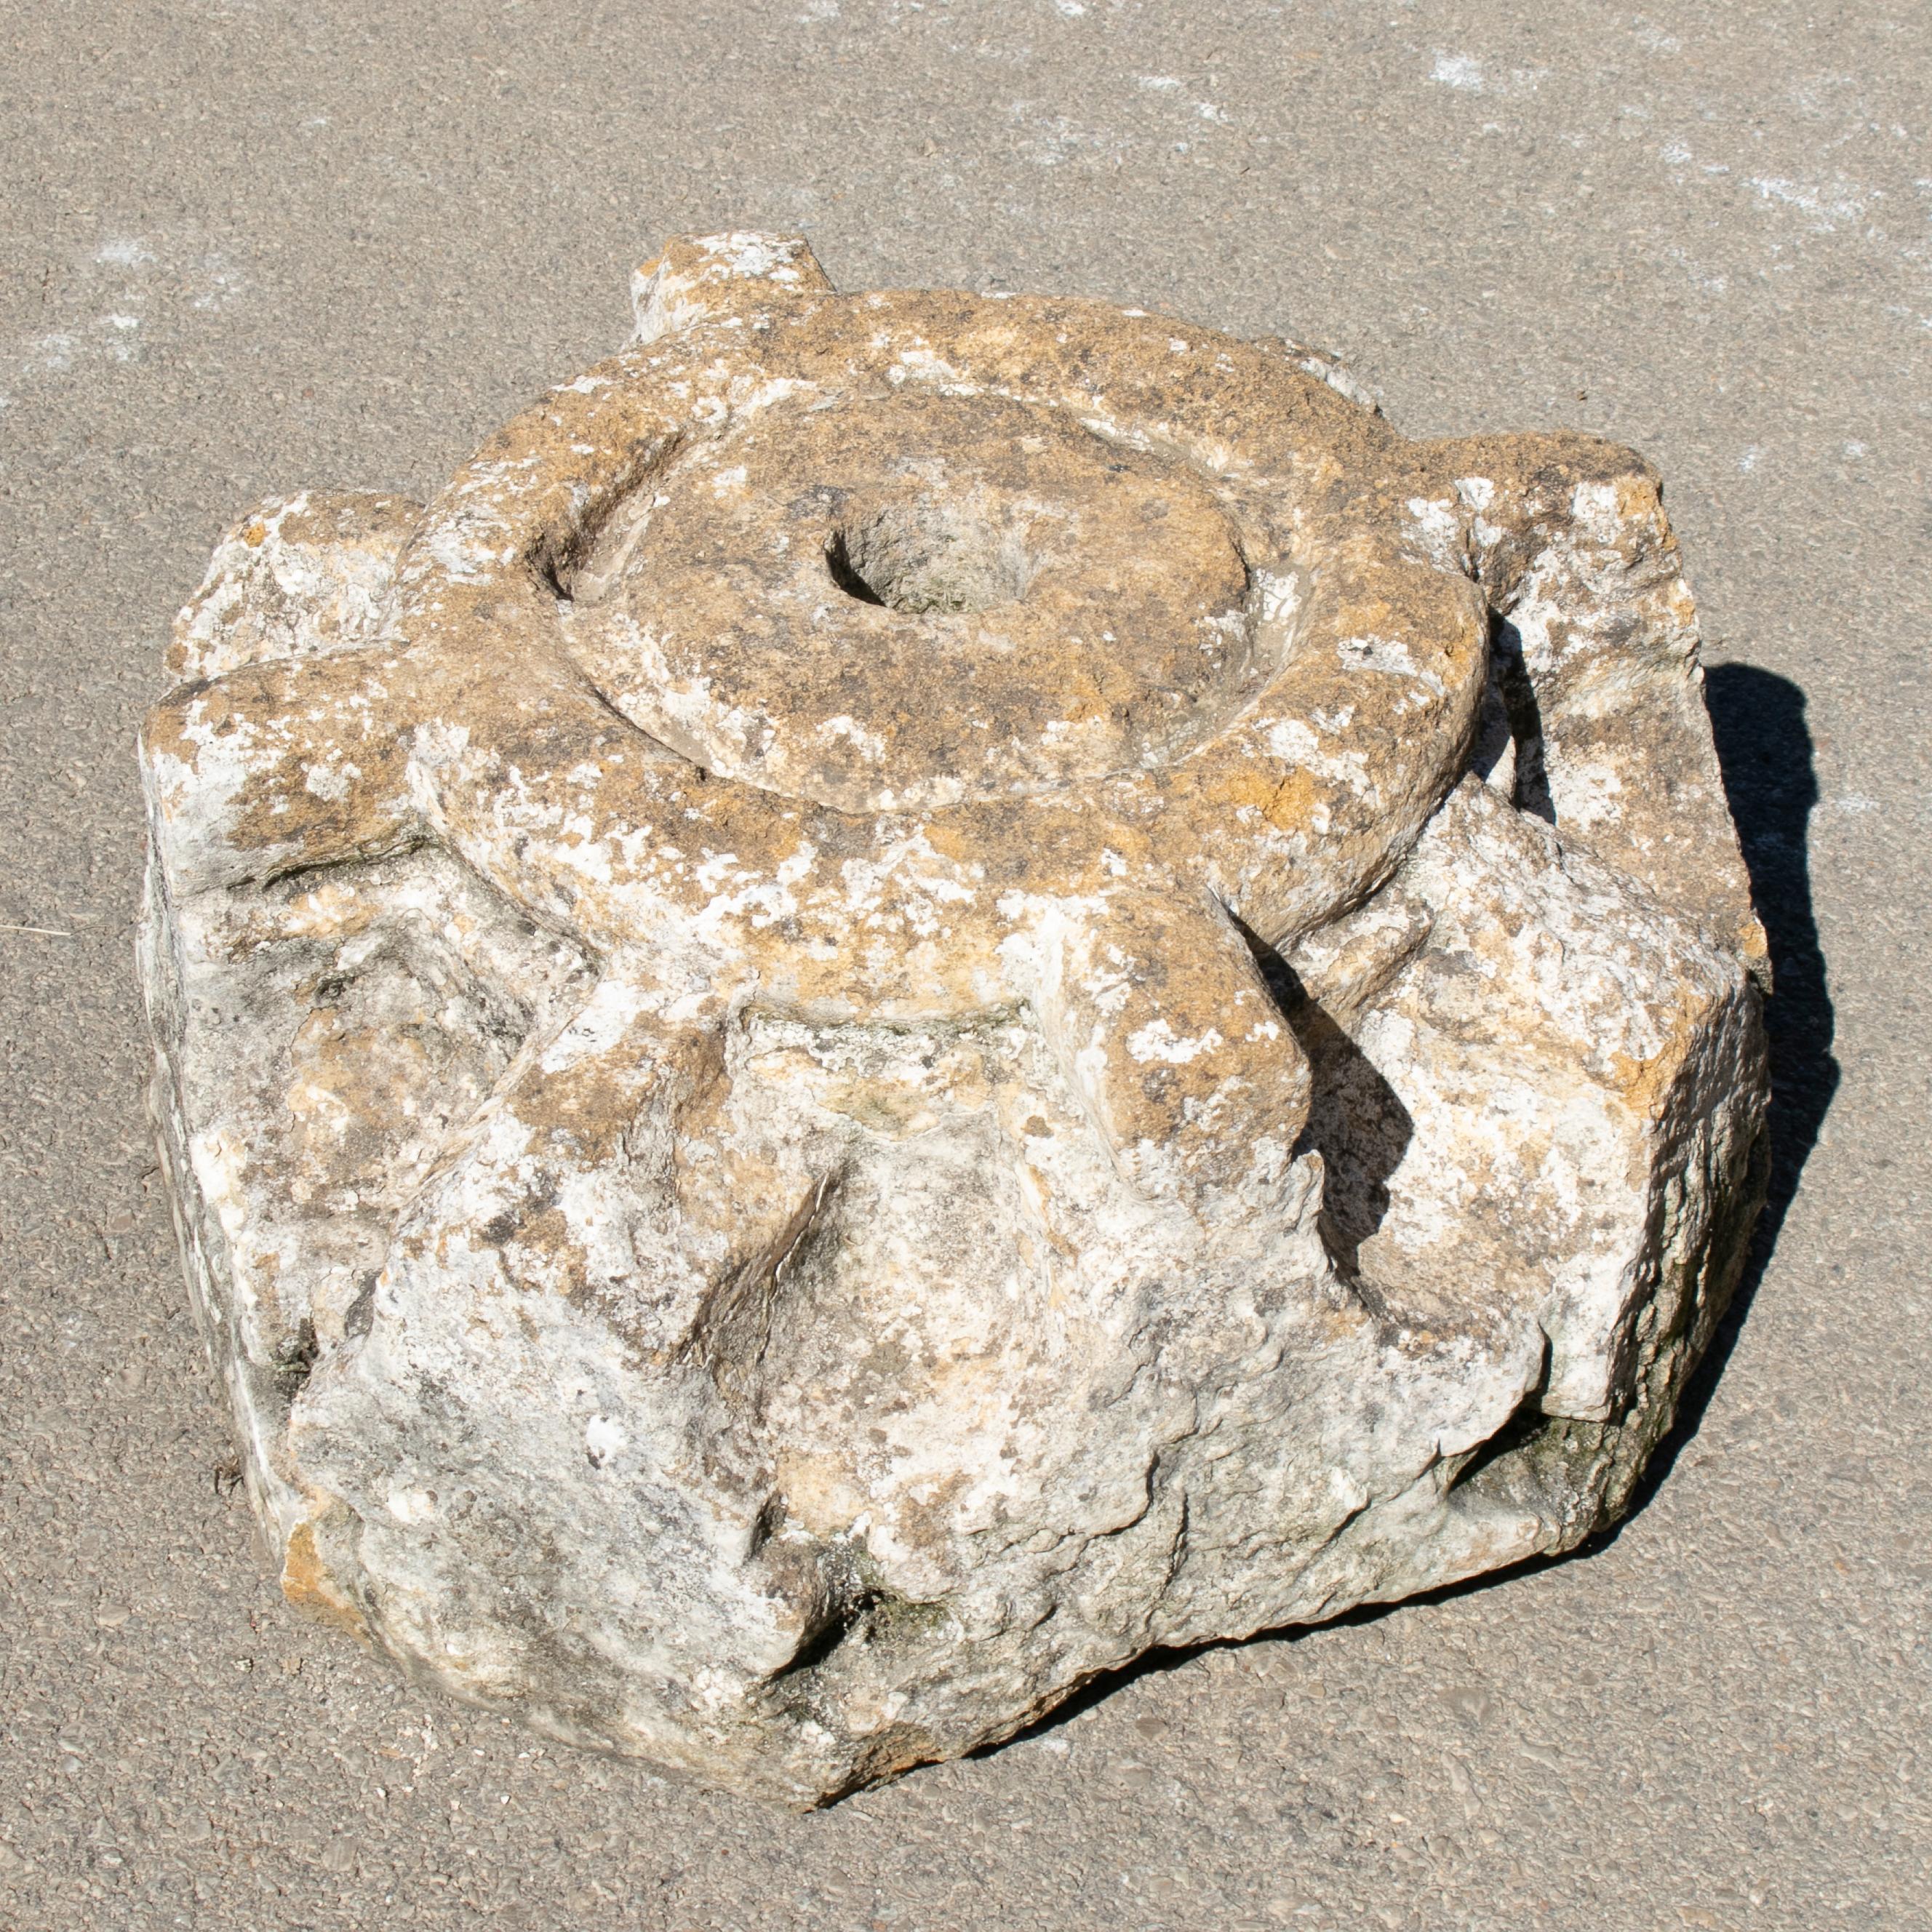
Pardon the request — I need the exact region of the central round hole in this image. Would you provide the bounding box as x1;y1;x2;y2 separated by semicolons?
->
827;498;1034;615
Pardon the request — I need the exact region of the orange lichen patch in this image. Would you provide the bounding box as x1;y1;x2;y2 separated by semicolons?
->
282;1520;370;1642
772;1450;870;1539
1264;767;1320;833
1608;991;1715;1121
1194;765;1285;820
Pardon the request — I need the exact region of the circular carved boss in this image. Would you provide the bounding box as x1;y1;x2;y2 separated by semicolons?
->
364;237;1493;1208
391;236;1488;974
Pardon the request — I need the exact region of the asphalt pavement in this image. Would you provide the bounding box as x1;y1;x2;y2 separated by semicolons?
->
1;3;1928;1928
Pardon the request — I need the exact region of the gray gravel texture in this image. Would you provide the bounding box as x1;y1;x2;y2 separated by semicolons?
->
1;3;1926;1928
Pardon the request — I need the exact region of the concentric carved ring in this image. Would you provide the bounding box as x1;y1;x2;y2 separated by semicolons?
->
396;246;1478;955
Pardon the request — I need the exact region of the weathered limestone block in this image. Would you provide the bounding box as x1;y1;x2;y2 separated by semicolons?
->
140;233;1769;1805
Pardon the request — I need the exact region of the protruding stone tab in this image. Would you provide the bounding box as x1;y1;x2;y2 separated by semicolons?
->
630;229;833;344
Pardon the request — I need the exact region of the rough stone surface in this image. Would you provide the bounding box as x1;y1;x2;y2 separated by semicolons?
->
139;233;1769;1806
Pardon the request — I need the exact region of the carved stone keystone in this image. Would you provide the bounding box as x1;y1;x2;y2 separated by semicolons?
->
140;233;1770;1805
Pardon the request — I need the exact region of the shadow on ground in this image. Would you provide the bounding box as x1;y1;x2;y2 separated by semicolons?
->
983;662;1840;1752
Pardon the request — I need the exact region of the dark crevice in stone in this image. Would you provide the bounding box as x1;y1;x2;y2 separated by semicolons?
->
1489;615;1554;822
824;529;888;606
1234;916;1414;1274
343;1273;378;1341
773;1592;879;1682
271;1317;320;1400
